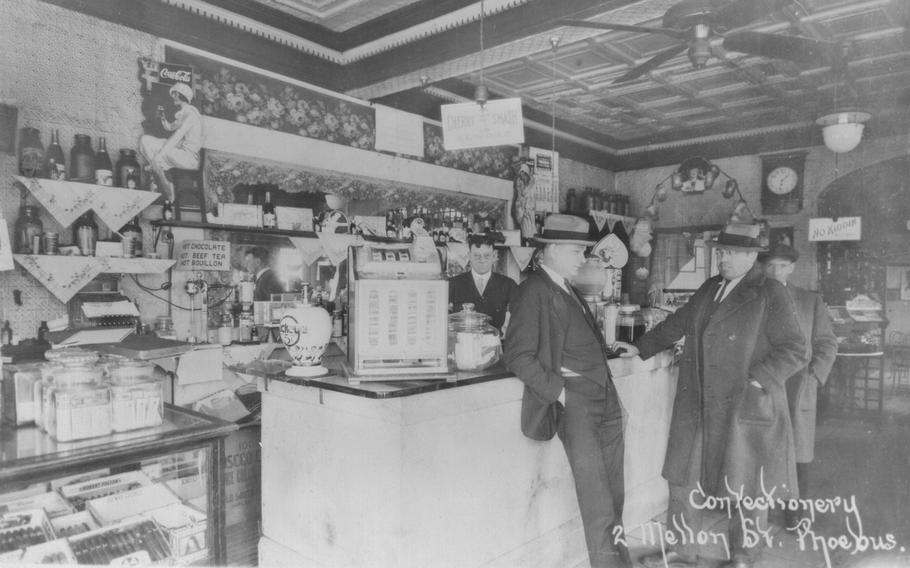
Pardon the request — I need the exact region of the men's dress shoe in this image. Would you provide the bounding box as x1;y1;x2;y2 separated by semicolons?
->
638;550;698;568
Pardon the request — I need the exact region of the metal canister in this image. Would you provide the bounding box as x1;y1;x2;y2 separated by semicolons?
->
30;234;42;255
43;232;59;255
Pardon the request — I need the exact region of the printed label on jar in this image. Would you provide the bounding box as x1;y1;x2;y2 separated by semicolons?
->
95;169;113;186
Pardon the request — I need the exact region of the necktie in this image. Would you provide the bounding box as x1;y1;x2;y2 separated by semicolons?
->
714;279;729;304
476;276;486;295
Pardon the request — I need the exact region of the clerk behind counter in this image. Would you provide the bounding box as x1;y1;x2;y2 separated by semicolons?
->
448;232;518;333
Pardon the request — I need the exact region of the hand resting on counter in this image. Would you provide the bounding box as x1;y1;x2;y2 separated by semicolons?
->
612;341;639;358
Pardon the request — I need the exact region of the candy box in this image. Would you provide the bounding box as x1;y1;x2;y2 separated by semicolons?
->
59;471;151;512
143;503;208;563
50;510;99;538
0;509;54;555
20;537;78;564
86;483;180;525
68;518;173;565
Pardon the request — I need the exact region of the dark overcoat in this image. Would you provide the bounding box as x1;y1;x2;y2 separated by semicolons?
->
785;285;837;462
635;264;807;499
449;271;518;331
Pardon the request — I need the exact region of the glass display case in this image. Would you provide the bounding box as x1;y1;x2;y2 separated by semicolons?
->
0;404;236;565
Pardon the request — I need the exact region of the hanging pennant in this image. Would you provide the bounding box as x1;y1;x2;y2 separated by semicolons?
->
289;237;325;265
508;246;535;272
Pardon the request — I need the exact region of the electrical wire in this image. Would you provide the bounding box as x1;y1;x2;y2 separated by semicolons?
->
129;274;234;312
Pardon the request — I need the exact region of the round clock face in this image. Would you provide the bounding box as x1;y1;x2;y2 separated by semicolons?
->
766;166;798;195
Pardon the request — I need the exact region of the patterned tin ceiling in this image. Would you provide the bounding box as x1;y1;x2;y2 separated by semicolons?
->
153;0;910;165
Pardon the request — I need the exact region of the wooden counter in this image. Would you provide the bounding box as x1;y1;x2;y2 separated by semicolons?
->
254;351;677;568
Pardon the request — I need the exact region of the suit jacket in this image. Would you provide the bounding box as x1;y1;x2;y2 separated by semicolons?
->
448;271;518;331
254;268;284;302
635;264;807;498
504;269;614;439
785;284;837;462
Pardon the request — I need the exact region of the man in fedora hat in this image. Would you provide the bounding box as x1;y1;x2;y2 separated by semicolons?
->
759;243;837;526
139;81;203;201
616;223;806;568
448;231;517;332
504;214;631;568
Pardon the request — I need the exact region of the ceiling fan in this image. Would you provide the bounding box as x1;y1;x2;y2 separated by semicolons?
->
559;0;843;84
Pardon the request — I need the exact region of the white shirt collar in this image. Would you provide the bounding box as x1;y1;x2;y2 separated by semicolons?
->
539;264;570;294
255;267;270;280
716;273;746;302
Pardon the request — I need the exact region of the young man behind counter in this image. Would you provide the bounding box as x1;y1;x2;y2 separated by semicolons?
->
448;232;518;333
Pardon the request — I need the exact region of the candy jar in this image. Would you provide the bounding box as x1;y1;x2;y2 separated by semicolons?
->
448;303;502;371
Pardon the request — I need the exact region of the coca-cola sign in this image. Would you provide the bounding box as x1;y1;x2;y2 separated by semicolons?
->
159;66;192;83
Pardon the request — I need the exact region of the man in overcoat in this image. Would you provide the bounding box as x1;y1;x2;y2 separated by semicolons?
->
616;223;806;568
759;244;837;524
448;232;517;332
504;214;630;568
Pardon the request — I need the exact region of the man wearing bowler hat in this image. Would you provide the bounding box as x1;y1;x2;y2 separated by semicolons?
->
616;223;806;568
759;243;837;526
504;214;631;568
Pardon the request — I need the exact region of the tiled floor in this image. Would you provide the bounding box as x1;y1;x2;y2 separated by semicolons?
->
626;386;910;568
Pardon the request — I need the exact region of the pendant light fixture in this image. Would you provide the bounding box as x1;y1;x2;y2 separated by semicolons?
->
817;57;870;153
474;0;488;107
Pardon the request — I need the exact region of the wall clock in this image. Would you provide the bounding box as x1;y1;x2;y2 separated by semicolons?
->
761;152;806;215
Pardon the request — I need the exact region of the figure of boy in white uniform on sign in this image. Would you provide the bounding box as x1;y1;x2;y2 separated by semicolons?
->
139;82;203;201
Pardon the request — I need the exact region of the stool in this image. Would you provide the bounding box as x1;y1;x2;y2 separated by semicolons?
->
887;331;910;395
892;361;910;394
169;167;205;222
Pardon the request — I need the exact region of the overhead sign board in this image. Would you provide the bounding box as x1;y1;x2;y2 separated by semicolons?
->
441;98;524;150
176;240;231;271
808;217;862;241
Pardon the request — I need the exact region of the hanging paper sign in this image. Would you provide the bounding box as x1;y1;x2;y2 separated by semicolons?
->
374;104;424;157
508;246;535;272
808;217;861;241
176;240;231;271
289;237;325;266
441;98;524;150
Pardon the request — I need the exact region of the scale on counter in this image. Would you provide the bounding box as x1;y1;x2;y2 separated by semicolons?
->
346;239;449;378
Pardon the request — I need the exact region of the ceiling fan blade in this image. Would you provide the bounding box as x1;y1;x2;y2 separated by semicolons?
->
613;44;688;84
558;19;689;41
711;0;789;30
722;30;840;65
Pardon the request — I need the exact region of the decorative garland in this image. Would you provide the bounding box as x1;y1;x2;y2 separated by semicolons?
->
204;150;507;218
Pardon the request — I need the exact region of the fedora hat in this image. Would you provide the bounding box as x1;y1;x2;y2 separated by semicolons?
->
708;223;766;252
758;243;799;263
169;82;194;103
531;214;595;246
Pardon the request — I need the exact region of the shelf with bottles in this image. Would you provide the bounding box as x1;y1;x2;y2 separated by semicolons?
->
12;176;160;242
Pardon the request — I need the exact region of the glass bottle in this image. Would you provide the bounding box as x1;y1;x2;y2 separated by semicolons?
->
94;136;113;186
1;321;13;346
565;188;578;213
73;212;98;256
162;199;175;221
15;204;44;254
37;321;49;343
44;129;66;180
120;216;143;257
115;148;142;189
69;134;94;182
262;191;277;228
18;127;44;177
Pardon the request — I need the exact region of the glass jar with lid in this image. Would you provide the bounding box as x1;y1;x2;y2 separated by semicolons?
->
616;304;646;343
47;356;110;442
108;359;162;432
37;349;98;433
448;303;502;371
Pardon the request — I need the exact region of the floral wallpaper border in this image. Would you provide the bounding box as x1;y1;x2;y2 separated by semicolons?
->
204;150;508;218
164;47;519;180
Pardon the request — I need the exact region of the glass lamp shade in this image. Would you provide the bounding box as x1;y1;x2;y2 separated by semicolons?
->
817;111;871;153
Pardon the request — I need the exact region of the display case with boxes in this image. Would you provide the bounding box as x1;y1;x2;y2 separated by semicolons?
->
0;404;236;564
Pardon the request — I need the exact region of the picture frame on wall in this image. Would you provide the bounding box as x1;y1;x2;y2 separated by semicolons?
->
769;226;795;249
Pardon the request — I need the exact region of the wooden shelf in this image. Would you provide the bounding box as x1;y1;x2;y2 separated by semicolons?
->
151;219;317;239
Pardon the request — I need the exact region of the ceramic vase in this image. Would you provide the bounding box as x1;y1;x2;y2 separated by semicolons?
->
279;300;332;377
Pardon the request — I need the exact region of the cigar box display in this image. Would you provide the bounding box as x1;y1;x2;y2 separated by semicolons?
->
68;518;173;564
20;537;78;564
140;502;208;563
0;509;55;554
59;471;152;512
0;489;74;518
86;483;180;525
1;363;43;426
50;510;99;538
